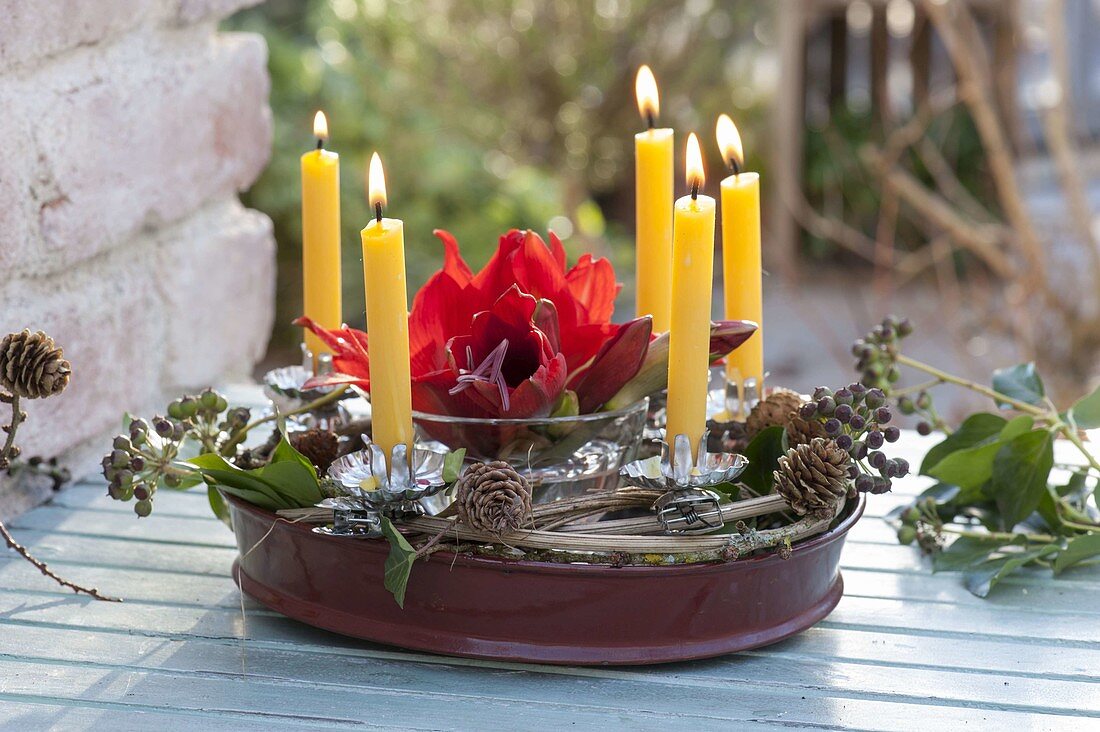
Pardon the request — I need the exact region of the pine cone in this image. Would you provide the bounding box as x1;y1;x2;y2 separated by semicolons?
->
289;428;339;472
0;330;71;400
774;438;851;515
786;413;828;446
745;388;804;438
455;460;532;535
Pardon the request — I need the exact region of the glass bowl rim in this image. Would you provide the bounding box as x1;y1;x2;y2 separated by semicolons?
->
412;396;649;426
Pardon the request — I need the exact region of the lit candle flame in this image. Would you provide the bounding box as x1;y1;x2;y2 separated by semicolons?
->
313;110;329;141
685;132;705;194
368;152;387;217
635;65;660;127
715;113;743;172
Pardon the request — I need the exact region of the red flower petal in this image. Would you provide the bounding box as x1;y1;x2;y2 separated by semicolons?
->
547;230;567;271
565;254;619;324
567;316;652;412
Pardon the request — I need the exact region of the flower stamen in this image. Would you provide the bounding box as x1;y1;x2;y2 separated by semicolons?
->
450;339;511;411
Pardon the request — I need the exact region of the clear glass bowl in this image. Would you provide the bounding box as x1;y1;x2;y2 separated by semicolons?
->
413;398;649;503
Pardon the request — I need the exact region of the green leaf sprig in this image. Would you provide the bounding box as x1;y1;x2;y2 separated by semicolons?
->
861;317;1100;596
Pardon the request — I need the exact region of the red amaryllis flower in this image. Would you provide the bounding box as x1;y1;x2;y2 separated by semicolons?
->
412;285;568;419
298;229;652;419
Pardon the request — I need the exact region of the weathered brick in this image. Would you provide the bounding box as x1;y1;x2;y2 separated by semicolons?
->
157;201;276;389
0;240;168;463
173;0;264;25
0;28;272;278
0;0;156;72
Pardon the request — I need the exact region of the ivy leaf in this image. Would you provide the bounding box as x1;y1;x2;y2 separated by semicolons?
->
933;534;1025;572
927;416;1033;491
207;486;232;528
963;544;1058;597
380;516;417;608
920;413;1007;475
989;429;1054;530
443;448;467;484
1053;534;1100;575
737;426;788;494
991;363;1045;409
1066;384;1100;430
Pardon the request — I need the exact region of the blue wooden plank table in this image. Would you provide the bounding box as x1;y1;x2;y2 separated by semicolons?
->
1;389;1098;730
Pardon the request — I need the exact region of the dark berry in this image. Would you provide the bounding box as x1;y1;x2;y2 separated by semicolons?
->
834;404;854;423
870;451;887;469
134;499;153;517
895;458;910;477
871;476;893;494
834;388;854;406
849;383;867;398
133;484;150;501
850;440;868;460
846;464;859;479
836;434;854;450
884;426;901;443
849;414;866;431
824;418;842;435
812;387;833;402
866;389;886;409
873;407;892;424
916;421;932;436
897;318;913;337
799;402;818;419
866;430;884;449
855;474;874;493
817;396;836;416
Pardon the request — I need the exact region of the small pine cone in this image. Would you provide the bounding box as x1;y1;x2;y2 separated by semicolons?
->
785;413;828;446
745;388;804;438
455;460;532;535
290;428;339;472
774;438;851;516
0;330;72;400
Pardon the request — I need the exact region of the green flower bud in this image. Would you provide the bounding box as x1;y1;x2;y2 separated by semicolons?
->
179;396;199;418
110;450;130;469
897;526;917;545
167;401;185;419
902;506;921;524
200;389;219;409
134;499;153;517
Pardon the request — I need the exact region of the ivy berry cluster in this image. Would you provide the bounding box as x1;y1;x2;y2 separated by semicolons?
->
798;383;910;494
101;389;249;516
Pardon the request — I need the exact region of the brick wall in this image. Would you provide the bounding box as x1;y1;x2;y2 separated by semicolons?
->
0;0;275;518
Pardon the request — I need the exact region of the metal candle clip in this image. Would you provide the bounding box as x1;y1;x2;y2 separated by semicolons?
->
620;432;748;535
261;342;349;429
315;438;451;538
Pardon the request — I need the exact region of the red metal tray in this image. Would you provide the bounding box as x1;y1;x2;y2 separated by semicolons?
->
228;494;863;666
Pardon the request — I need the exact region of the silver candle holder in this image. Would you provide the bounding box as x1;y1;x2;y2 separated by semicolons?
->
620;432;748;535
261;343;350;430
315;438;451;538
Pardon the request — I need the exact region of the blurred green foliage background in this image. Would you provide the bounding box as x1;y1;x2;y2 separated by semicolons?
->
226;0;770;366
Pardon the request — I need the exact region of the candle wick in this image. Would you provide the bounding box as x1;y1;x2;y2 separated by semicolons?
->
316;138;324;151
645;110;656;130
727;157;741;175
690;180;699;200
374;202;383;223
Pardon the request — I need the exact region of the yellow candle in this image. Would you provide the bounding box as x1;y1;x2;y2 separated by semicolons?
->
634;65;674;332
362;153;413;462
716;114;763;412
666;133;716;457
300;111;342;368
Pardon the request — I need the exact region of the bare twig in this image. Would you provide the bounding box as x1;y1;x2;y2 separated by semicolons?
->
0;521;121;601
